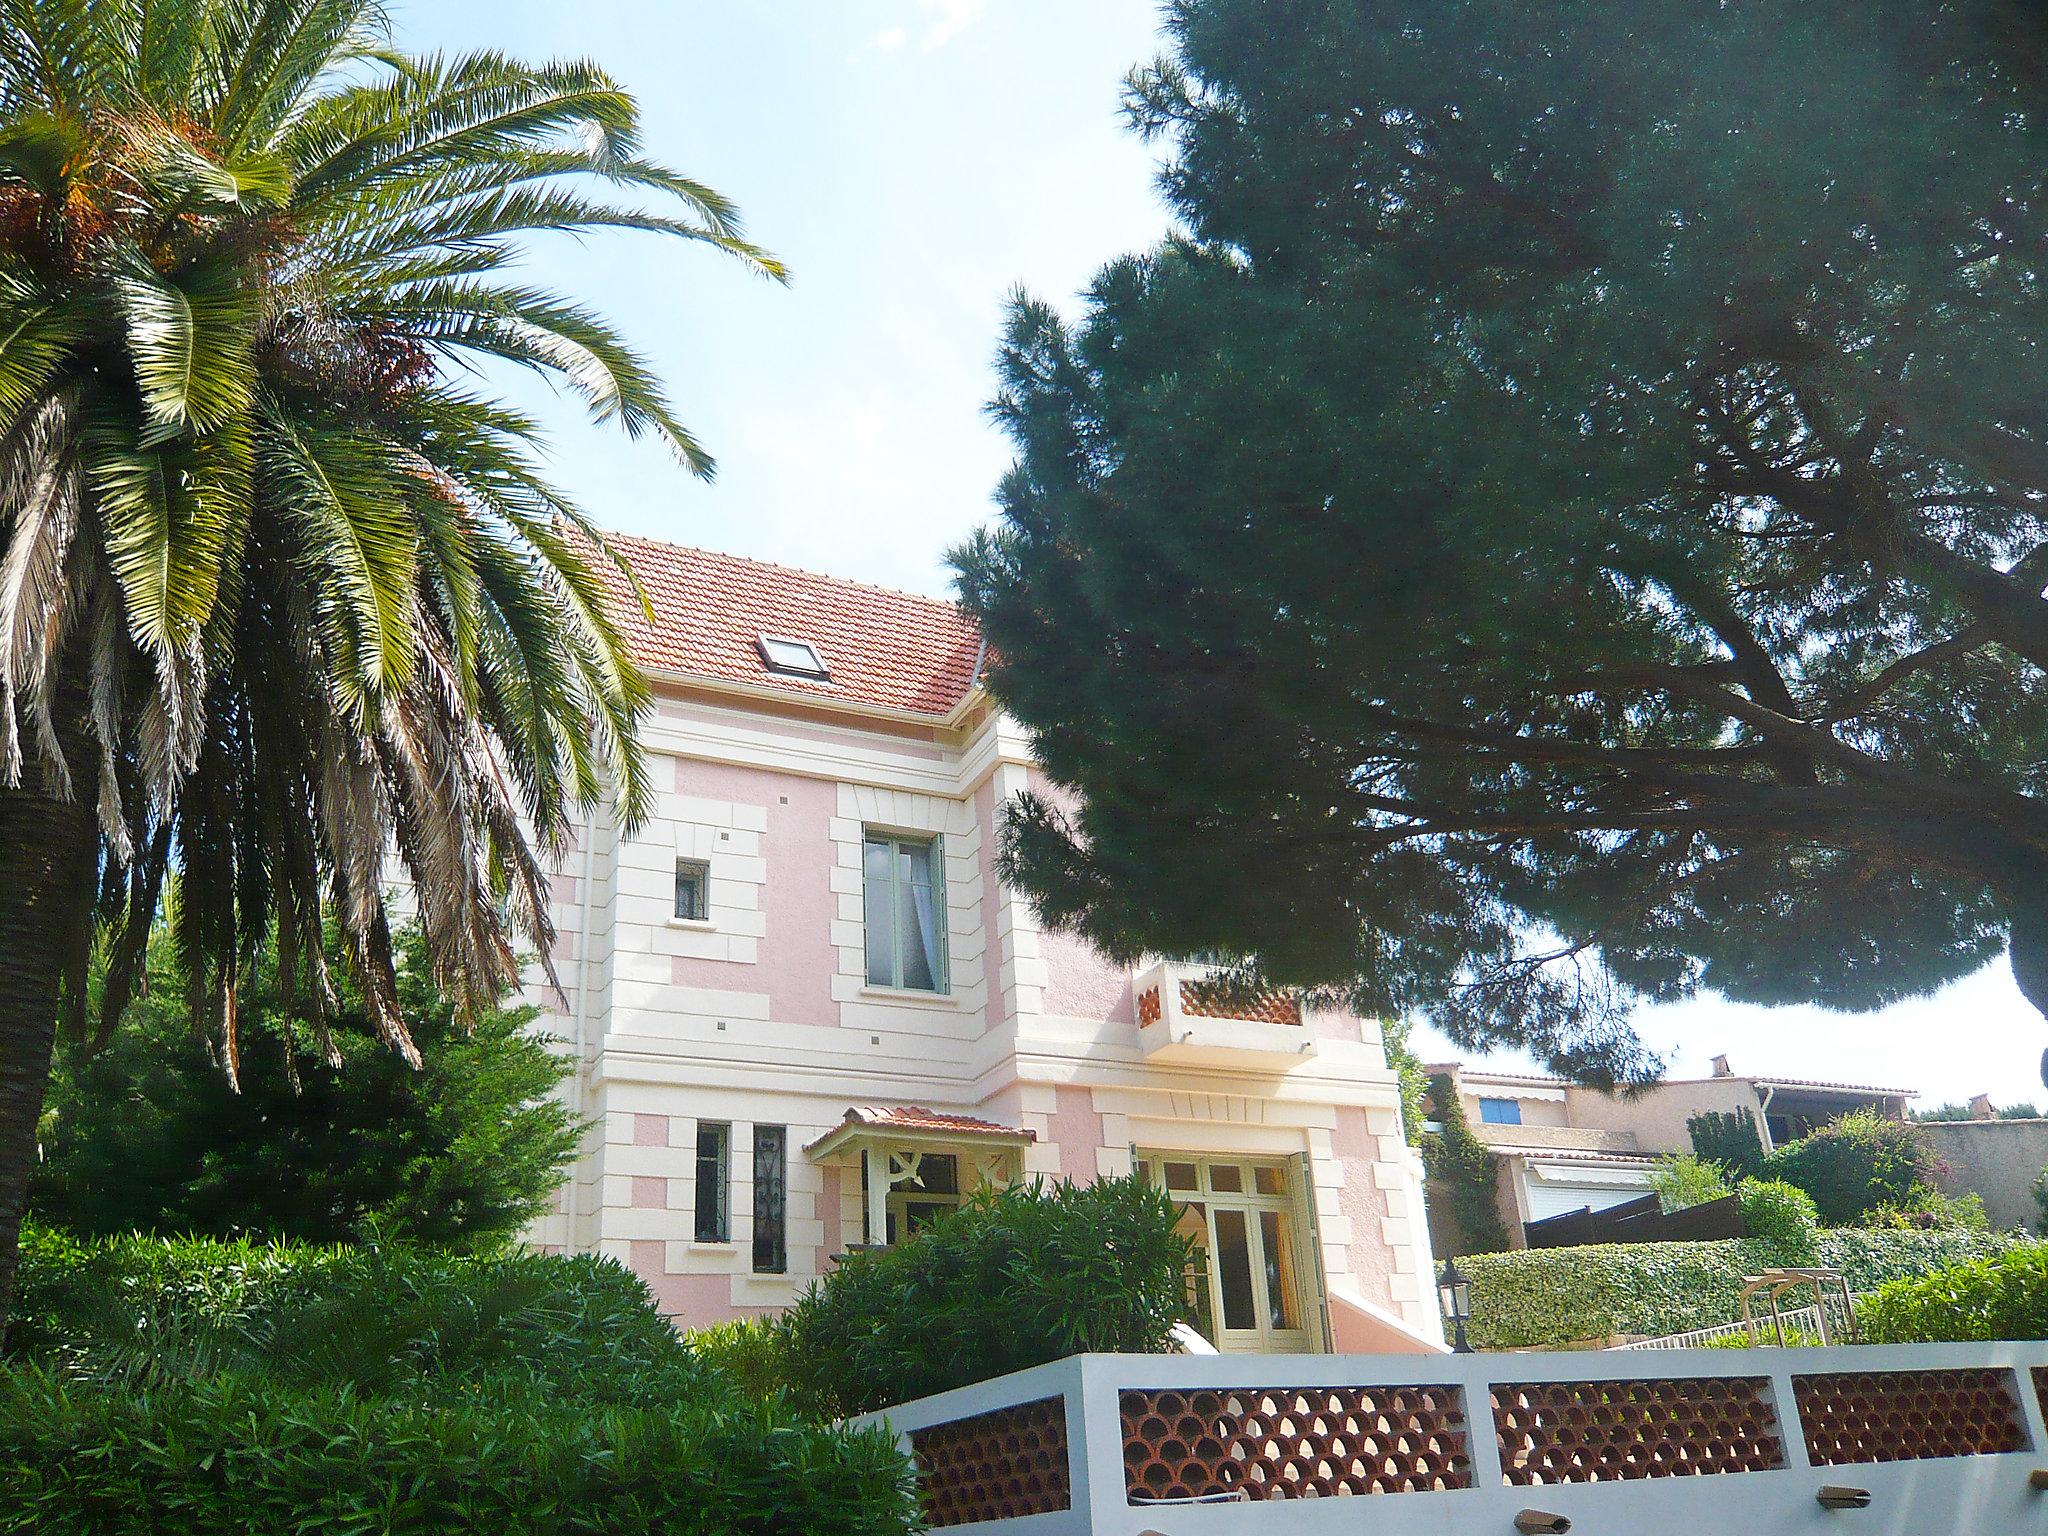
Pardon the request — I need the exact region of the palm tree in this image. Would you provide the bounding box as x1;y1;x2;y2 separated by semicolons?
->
0;0;782;1316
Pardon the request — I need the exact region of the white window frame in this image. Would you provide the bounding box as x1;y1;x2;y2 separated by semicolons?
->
862;829;949;993
1140;1151;1319;1354
756;634;829;679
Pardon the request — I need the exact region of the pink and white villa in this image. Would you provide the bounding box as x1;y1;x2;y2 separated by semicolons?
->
519;534;1443;1355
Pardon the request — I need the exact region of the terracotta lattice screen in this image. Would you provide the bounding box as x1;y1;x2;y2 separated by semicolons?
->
1120;1385;1473;1502
908;1397;1071;1528
1178;979;1302;1026
1793;1369;2030;1465
1491;1377;1785;1485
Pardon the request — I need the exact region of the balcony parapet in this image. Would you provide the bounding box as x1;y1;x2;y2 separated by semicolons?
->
1133;960;1316;1069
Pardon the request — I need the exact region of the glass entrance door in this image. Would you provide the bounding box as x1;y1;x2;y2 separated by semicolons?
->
1142;1154;1316;1353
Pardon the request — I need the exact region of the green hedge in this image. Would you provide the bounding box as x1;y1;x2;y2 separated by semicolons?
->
2;1228;916;1535
1464;1229;2021;1349
1859;1242;2048;1343
0;1369;913;1535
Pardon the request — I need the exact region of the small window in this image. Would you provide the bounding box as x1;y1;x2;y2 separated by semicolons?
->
757;634;829;679
863;831;947;992
752;1125;787;1274
1478;1097;1523;1126
674;858;710;922
694;1121;730;1242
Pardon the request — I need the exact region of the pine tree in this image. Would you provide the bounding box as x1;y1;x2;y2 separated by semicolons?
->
955;0;2048;1082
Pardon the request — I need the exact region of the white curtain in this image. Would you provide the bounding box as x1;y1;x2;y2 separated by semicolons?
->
910;874;941;987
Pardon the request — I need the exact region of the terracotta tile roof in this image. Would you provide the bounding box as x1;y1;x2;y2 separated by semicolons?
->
845;1106;1035;1139
589;532;983;717
804;1105;1036;1155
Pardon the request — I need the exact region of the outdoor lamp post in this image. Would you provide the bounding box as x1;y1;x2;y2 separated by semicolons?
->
1438;1257;1472;1353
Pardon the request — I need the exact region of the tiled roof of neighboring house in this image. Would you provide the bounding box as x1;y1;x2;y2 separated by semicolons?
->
589;532;984;717
1488;1146;1661;1166
1750;1075;1917;1098
804;1106;1036;1156
1430;1063;1917;1100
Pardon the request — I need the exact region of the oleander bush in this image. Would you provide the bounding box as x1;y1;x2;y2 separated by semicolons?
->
779;1175;1195;1417
687;1316;799;1402
1462;1228;2020;1349
1858;1242;2048;1343
0;1228;916;1535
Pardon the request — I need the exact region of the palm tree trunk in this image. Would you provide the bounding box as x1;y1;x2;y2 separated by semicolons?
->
0;753;97;1340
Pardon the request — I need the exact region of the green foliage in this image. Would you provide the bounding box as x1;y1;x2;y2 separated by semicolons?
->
1462;1229;2019;1350
31;925;577;1249
1859;1243;2048;1344
1419;1074;1509;1256
1735;1180;1820;1261
687;1317;798;1404
1688;1112;1767;1180
1760;1112;1945;1225
1;1227;914;1535
1646;1154;1731;1214
1915;1102;2044;1122
1699;1326;1825;1350
1381;1017;1431;1147
1862;1187;1991;1233
953;0;2048;1087
779;1176;1194;1418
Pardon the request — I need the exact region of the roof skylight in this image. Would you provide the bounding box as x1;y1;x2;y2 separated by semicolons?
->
757;634;830;680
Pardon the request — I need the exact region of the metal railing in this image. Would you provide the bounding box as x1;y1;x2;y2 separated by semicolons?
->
856;1341;2048;1534
1611;1303;1832;1351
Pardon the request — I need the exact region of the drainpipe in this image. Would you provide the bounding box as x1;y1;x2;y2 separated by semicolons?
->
562;807;600;1250
1756;1084;1777;1156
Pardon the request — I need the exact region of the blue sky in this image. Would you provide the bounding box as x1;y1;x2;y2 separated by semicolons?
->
391;1;2047;1108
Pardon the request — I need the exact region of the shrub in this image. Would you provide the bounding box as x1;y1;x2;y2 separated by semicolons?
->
780;1176;1194;1417
1859;1242;2048;1343
1700;1326;1825;1349
1647;1154;1731;1213
0;1369;914;1535
1736;1179;1819;1260
1760;1111;1944;1225
1420;1073;1509;1255
32;926;579;1250
1688;1110;1767;1179
2;1228;916;1535
1863;1187;1990;1233
1462;1228;2020;1349
688;1316;797;1402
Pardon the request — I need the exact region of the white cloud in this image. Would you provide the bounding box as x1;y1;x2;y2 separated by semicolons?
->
872;25;908;52
917;0;986;53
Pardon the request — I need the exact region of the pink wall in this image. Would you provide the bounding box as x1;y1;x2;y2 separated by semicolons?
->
1331;1106;1398;1308
1048;1085;1108;1182
628;1243;777;1326
668;757;842;1028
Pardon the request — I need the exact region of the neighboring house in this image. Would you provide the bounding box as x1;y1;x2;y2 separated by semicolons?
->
518;535;1441;1355
1430;1055;1914;1248
1920;1098;2048;1232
